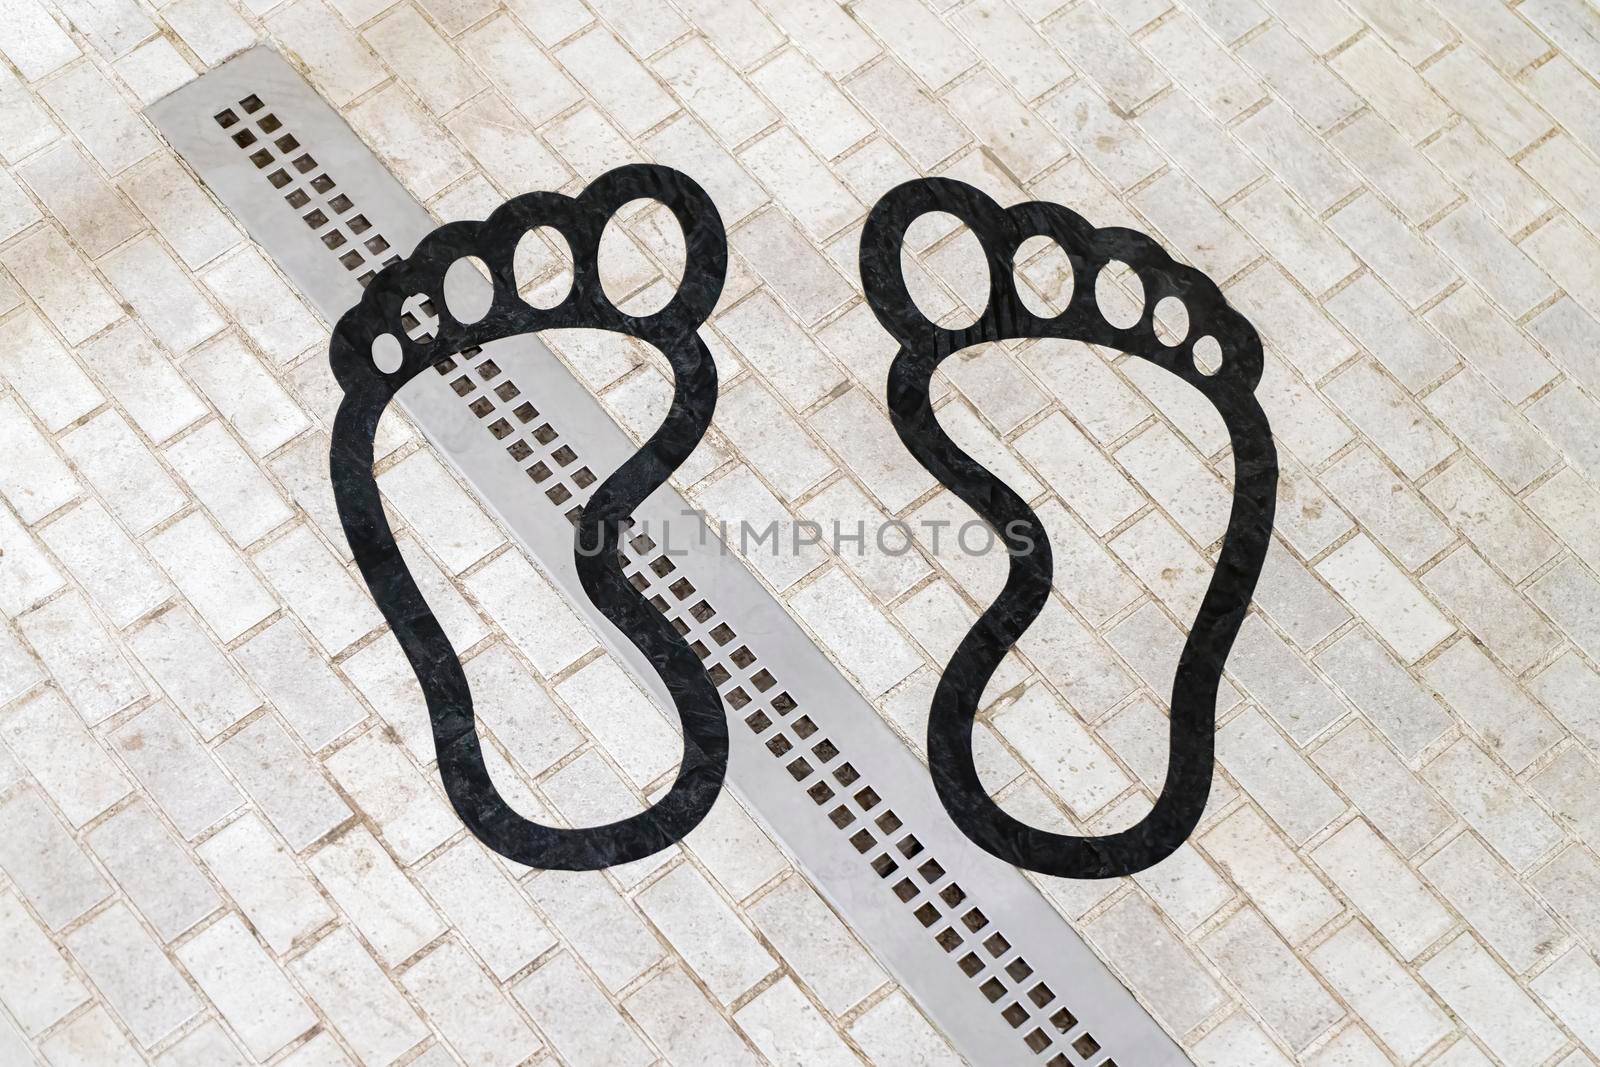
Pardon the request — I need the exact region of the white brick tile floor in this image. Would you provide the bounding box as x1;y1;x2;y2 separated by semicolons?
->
0;0;1596;1062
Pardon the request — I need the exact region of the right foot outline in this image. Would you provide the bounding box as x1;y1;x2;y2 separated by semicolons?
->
860;177;1279;879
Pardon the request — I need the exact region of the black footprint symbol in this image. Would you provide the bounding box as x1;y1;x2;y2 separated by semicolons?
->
328;164;728;870
860;177;1279;879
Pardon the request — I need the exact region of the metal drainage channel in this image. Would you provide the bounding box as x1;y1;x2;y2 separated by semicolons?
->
151;48;1189;1067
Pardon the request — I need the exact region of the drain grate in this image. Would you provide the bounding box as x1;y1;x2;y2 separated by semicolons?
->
150;48;1190;1067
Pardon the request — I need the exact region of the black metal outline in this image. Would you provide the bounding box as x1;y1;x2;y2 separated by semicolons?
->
328;164;727;870
860;177;1278;878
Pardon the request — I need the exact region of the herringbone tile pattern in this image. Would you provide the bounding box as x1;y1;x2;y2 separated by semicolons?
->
2;0;1600;1063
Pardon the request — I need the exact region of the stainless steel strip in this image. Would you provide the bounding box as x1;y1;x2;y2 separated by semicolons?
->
150;47;1190;1067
